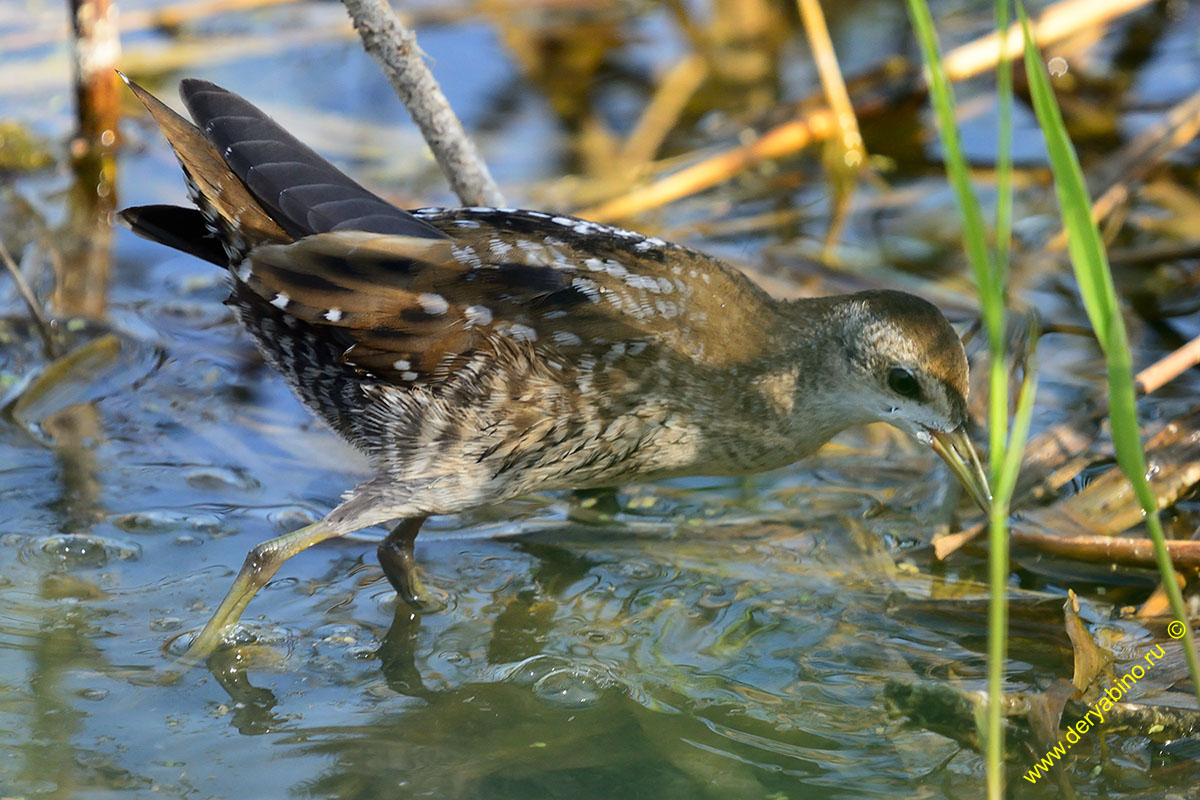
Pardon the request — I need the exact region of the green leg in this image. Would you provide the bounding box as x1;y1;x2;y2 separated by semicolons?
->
377;516;432;609
180;520;343;664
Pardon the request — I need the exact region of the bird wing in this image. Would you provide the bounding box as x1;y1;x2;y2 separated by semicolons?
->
237;209;780;386
118;76;780;388
178;78;447;241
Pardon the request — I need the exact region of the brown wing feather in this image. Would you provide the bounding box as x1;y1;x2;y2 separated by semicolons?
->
428;210;781;368
233;211;780;388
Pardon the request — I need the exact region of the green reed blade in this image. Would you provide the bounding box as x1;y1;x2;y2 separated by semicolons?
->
1017;0;1200;708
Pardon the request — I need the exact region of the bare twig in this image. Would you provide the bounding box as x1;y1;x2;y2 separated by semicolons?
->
340;0;504;208
0;240;59;358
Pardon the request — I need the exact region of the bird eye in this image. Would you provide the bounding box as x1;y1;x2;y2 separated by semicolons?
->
887;367;920;398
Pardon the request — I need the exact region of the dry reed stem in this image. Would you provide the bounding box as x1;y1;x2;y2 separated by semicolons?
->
579;0;1154;222
797;0;864;259
939;525;1200;569
123;0;297;30
0;0;475;57
1011;530;1200;569
1135;335;1200;396
62;0;119;320
70;0;120;147
942;0;1151;82
1047;88;1200;251
938;392;1200;560
581;108;840;221
619;54;709;168
796;0;864;169
1134;573;1187;618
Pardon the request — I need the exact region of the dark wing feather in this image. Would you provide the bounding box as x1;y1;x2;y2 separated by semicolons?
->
118;74;289;253
179;79;446;240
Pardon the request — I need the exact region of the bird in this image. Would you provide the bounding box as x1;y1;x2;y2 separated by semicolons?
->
117;75;990;664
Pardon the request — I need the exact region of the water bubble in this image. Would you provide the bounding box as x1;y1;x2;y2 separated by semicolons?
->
533;668;603;708
185;466;259;491
166;622;293;658
23;534;140;569
1048;57;1068;77
112;509;224;534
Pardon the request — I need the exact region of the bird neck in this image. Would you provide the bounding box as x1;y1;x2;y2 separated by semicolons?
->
760;295;881;445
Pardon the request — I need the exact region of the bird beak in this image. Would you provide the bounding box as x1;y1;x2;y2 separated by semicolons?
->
928;426;991;512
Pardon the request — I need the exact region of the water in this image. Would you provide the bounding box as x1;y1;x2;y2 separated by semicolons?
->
3;0;1200;797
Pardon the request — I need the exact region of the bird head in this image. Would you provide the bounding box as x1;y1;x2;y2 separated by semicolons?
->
825;290;991;511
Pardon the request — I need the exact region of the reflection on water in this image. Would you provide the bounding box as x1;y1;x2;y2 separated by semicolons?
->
3;0;1200;797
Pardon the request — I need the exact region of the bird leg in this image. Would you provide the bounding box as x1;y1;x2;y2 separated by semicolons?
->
180;480;398;665
377;515;431;608
180;520;343;663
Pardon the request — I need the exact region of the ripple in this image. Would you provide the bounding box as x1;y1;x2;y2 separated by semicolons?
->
617;557;674;582
576;627;628;646
311;623;380;661
164;622;294;659
434;648;471;666
499;654;615;709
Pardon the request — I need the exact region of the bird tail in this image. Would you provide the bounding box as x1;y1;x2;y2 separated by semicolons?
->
117;72;291;264
116;72;446;268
